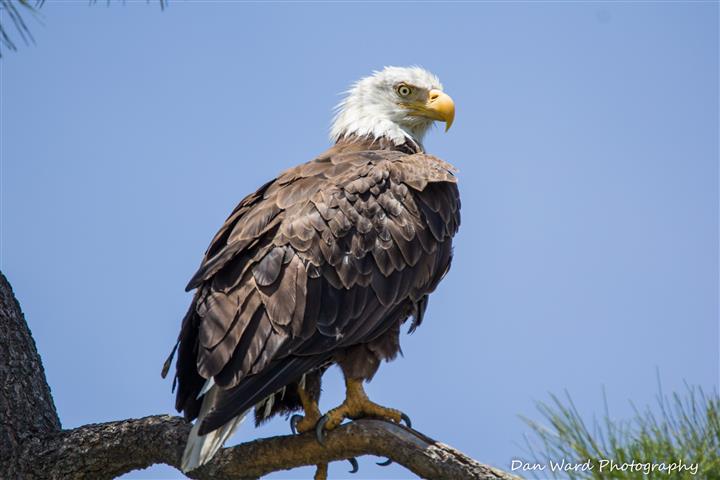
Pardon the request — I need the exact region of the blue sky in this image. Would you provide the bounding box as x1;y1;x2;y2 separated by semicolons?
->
1;2;717;479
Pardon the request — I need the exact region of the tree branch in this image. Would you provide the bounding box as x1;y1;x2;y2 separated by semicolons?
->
12;415;520;480
0;271;520;479
0;272;60;460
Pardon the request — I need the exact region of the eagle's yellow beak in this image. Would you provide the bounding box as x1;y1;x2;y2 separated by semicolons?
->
425;89;455;132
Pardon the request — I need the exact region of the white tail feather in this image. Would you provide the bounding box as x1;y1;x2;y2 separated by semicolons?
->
196;377;215;399
181;381;246;473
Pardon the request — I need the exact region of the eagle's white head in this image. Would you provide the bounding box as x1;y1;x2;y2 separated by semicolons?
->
330;66;455;150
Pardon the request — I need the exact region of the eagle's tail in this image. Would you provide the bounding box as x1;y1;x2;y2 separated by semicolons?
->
181;379;246;473
198;356;329;436
182;356;330;472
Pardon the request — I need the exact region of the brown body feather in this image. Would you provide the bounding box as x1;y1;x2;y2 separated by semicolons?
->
169;135;460;435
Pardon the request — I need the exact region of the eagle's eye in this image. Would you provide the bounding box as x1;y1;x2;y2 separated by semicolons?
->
396;83;412;97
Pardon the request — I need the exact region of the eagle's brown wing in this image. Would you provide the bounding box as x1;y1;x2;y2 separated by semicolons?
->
172;142;460;434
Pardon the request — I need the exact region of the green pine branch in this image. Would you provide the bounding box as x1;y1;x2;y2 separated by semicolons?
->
0;0;165;57
521;383;720;479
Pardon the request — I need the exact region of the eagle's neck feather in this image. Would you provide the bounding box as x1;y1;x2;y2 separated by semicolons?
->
332;134;423;155
330;87;432;151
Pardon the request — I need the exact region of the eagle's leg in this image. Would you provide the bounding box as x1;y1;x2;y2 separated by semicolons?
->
287;384;329;480
291;380;360;477
315;376;411;443
290;383;322;434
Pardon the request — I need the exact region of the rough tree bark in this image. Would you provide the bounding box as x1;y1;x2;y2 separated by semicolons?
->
0;272;521;480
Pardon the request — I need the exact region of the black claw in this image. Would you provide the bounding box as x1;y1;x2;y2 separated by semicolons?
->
315;415;329;445
290;414;303;435
400;412;412;428
347;457;359;473
376;458;393;467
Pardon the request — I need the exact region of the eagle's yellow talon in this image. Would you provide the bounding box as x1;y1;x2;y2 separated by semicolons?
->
291;385;329;480
290;412;320;434
291;383;321;434
315;377;410;444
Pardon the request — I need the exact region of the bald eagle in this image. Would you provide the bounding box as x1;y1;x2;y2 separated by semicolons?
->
163;66;460;474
